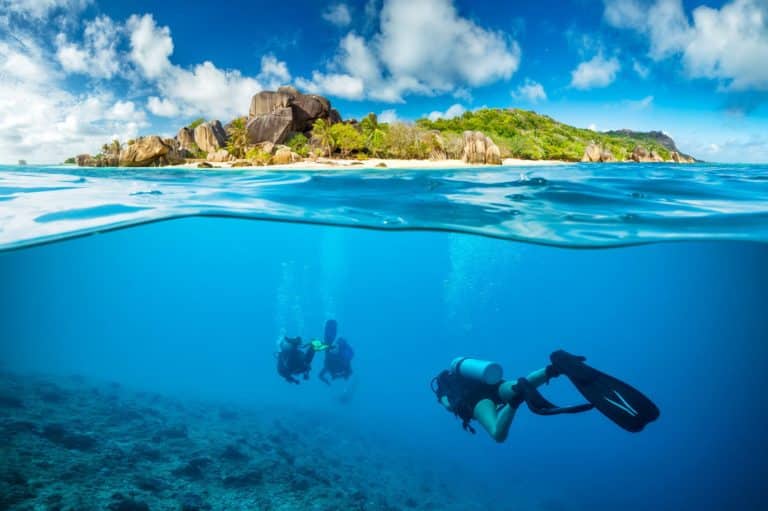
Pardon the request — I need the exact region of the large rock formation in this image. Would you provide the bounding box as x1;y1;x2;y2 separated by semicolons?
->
207;149;232;163
246;108;294;145
246;87;339;145
119;136;184;167
462;131;502;165
193;121;228;154
630;145;651;162
581;142;616;162
671;151;694;163
176;127;196;152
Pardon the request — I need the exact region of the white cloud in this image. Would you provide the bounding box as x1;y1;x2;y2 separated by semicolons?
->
124;15;289;120
158;62;263;120
626;95;654;109
603;0;768;91
378;109;398;123
299;0;521;102
0;41;146;162
426;103;466;121
258;54;291;86
570;54;620;89
55;15;121;79
126;13;173;79
632;59;650;78
0;0;90;19
512;79;547;102
146;96;179;117
322;4;352;27
588;123;598;131
296;72;365;100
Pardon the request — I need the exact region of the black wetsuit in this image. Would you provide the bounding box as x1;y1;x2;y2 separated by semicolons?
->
319;346;352;384
433;371;504;433
277;342;316;384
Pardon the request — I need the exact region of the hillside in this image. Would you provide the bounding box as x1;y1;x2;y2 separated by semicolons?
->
417;108;694;162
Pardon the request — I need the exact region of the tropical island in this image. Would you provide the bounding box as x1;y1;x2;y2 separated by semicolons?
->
70;86;696;169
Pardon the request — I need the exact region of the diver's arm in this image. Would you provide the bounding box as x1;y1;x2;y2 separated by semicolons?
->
497;367;549;403
439;396;452;410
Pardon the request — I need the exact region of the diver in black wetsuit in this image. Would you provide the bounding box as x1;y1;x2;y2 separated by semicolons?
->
319;337;354;385
431;350;660;442
276;336;326;384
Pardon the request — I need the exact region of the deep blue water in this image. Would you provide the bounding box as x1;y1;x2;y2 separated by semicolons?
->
1;164;767;510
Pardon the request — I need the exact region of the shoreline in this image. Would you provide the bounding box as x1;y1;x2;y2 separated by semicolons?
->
170;157;574;170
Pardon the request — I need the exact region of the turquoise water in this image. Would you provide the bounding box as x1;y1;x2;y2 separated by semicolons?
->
1;163;767;510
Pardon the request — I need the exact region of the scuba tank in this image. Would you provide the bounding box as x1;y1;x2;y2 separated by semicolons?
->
450;357;503;385
324;320;338;345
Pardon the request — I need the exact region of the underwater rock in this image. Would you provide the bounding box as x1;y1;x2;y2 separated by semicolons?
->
172;457;212;480
179;492;211;511
40;423;97;451
152;424;188;441
218;409;238;421
134;474;170;493
0;393;23;408
0;468;35;509
108;494;150;511
221;469;263;488
221;444;250;463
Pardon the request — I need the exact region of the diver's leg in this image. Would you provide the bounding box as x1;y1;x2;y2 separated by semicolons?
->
498;367;549;403
473;399;517;443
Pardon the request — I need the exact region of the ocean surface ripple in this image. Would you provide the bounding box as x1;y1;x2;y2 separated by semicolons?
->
1;162;767;250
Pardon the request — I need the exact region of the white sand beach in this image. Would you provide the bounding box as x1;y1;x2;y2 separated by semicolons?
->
171;157;573;170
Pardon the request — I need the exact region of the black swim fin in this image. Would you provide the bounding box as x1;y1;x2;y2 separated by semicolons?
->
512;378;594;415
324;320;338;345
549;350;660;433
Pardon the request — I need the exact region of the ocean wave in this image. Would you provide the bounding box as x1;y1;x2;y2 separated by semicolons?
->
0;162;766;250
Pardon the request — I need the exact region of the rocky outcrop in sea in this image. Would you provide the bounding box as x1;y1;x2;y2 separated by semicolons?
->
0;370;488;511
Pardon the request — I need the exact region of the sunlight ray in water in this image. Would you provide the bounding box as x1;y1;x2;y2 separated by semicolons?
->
0;163;767;251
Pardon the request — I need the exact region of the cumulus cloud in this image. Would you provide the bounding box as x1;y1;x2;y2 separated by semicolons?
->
512;79;547;102
126;14;173;79
426;104;466;121
632;59;650;78
378;109;398;123
626;95;654;109
0;0;90;19
55;15;121;79
603;0;768;91
322;4;352;27
570;54;620;89
258;55;291;86
0;40;146;162
299;0;520;102
146;96;179;117
123;14;290;120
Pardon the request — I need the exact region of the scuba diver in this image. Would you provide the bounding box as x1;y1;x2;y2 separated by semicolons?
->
276;335;328;384
431;350;659;442
318;319;355;385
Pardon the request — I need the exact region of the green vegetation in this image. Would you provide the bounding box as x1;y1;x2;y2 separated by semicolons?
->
226;118;248;158
186;142;207;160
188;118;205;130
64;157;76;164
417;108;674;161
311;119;334;156
286;133;309;157
245;146;272;165
329;123;365;157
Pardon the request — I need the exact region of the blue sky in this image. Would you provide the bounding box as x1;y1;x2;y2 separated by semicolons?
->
0;0;766;162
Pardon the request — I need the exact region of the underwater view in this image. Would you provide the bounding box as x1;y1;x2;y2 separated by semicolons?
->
1;163;767;511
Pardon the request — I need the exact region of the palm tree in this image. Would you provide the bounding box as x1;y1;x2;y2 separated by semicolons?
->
226;118;248;158
312;118;334;157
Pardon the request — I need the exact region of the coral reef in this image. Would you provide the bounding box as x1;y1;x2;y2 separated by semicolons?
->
0;370;485;511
